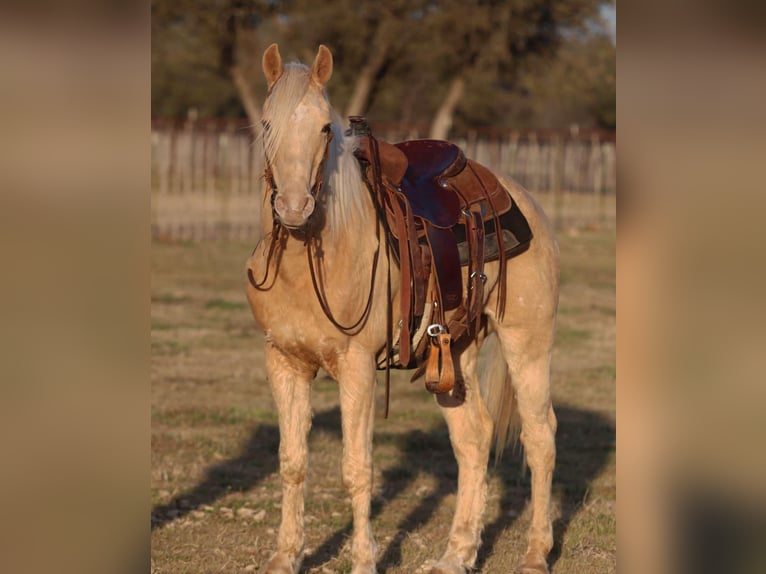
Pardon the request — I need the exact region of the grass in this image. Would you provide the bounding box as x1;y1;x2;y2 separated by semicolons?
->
205;298;250;311
152;407;277;427
151;225;615;573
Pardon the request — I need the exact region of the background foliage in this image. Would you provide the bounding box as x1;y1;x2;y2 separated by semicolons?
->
151;0;615;135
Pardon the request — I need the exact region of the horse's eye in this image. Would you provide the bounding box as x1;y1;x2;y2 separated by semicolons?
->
321;123;332;134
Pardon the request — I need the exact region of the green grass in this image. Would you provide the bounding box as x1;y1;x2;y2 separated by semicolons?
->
152;293;191;305
556;327;593;347
150;340;189;356
152;407;276;427
582;364;616;382
204;298;249;311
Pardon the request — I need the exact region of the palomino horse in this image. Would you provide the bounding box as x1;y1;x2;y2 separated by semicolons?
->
246;44;559;574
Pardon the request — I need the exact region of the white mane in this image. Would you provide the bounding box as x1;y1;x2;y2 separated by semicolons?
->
254;64;368;240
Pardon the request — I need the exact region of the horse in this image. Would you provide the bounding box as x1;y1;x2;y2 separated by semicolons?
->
245;44;559;574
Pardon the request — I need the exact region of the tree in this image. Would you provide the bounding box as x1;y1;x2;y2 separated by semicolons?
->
281;0;427;118
523;32;616;129
343;12;400;118
151;0;616;134
151;0;285;126
418;0;609;138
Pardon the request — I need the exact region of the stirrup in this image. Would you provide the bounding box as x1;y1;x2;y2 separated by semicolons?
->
424;330;455;394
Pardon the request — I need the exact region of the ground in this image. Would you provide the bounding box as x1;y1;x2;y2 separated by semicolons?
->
150;226;615;573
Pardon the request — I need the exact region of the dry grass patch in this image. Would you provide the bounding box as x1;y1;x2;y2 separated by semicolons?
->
151;226;615;573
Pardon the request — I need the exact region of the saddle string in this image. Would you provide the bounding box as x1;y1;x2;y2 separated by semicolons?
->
466;161;508;320
369;134;393;418
348;127;398;417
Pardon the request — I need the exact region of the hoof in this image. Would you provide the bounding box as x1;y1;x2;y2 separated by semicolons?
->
519;560;550;574
262;552;300;574
425;560;466;574
350;562;377;574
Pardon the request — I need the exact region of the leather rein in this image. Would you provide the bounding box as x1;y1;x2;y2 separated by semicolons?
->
248;126;388;408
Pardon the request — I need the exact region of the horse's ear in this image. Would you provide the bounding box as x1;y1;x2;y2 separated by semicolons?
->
310;44;333;87
262;43;283;89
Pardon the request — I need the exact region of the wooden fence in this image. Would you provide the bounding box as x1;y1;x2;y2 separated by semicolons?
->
151;119;615;241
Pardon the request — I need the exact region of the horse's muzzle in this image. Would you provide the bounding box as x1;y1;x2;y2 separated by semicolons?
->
273;194;316;228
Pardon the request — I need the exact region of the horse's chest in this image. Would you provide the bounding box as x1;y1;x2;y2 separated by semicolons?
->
248;279;322;332
247;263;344;373
259;316;343;377
249;286;322;337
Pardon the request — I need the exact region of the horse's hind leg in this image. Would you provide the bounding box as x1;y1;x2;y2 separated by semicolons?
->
429;341;494;574
495;322;557;574
263;343;315;574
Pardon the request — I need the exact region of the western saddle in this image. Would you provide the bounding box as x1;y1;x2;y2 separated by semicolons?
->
348;117;533;400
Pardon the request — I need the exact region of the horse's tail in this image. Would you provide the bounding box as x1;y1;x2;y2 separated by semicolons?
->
479;332;521;463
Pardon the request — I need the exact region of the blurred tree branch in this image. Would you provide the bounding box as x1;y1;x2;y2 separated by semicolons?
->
151;0;615;133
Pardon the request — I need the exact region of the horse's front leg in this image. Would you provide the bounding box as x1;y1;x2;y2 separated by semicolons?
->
263;342;315;574
337;346;378;574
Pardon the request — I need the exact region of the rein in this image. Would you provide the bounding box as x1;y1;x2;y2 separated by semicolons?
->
250;124;390;414
301;125;382;338
250;124;336;292
305;223;381;335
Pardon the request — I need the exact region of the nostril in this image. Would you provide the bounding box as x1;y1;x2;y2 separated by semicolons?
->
301;196;315;216
274;194;314;223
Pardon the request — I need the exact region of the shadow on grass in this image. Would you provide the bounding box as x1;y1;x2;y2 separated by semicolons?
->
303;405;614;573
151;407;342;530
152;404;614;574
475;405;615;573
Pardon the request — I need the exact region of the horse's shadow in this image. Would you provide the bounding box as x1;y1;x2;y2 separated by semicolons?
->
152;404;614;573
475;405;615;572
151;408;340;530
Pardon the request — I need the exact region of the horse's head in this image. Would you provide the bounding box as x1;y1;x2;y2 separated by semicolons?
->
260;44;334;231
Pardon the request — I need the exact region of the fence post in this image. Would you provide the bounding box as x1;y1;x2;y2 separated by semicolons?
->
531;131;537;191
590;133;605;228
218;127;229;240
151;130;160;238
188;109;198;193
552;133;563;231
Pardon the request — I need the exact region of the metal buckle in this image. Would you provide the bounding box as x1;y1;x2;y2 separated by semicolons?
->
470;271;488;283
427;324;446;337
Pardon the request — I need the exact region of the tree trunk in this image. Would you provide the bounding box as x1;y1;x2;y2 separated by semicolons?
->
345;21;394;118
230;64;261;129
429;75;465;140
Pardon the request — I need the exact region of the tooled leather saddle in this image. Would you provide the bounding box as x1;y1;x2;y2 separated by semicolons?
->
348;117;532;397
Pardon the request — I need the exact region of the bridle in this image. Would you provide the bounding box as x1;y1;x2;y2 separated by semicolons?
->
263;121;334;219
248;121;332;290
249;120;381;336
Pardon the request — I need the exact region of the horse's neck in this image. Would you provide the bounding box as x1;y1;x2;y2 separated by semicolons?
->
314;186;378;261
